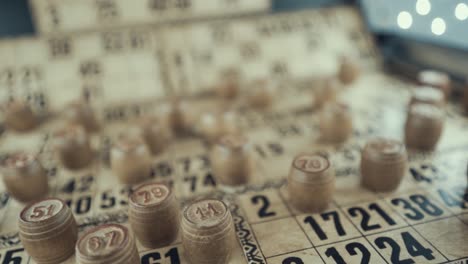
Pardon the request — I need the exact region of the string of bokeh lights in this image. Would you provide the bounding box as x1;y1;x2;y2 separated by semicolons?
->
396;0;468;36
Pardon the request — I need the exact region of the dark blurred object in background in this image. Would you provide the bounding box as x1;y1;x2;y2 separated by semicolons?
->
273;0;349;10
0;0;34;37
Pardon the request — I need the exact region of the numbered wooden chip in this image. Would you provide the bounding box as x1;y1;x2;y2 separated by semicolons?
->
290;153;333;184
77;224;128;257
184;199;229;228
1;152;48;203
76;224;140;264
130;182;171;208
20;198;64;223
182;199;235;264
19;198;77;263
129;182;180;248
294;153;329;173
288;153;335;212
182;199;234;236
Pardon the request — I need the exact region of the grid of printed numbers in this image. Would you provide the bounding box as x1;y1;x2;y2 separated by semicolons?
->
29;0;271;34
0;5;466;264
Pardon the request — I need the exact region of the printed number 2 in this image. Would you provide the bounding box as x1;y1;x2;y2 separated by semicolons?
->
348;203;396;231
251;195;276;218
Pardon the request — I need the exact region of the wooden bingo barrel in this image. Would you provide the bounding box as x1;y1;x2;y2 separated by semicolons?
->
166;98;197;134
405;103;444;150
210;133;254;186
135;115;172;155
361;138;408;192
18;198;77;263
4;100;39;132
181;199;235;264
312;76;340;109
338;56;360;85
288;153;335;213
417;70;451;98
319;103;353;144
198;111;240;144
64;100;100;133
246;78;275;109
111;136;152;184
410;86;445;107
54;124;94;170
129;182;180;248
76;224;140;264
216;67;241;100
1;152;48;203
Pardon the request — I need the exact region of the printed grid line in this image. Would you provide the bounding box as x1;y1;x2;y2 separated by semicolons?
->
376;190;450;262
384;175;468;260
266;246;315;260
331;200;391;264
423;186;468;227
440;256;468;264
236;197;268;263
240;180;466;263
276;189;327;263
